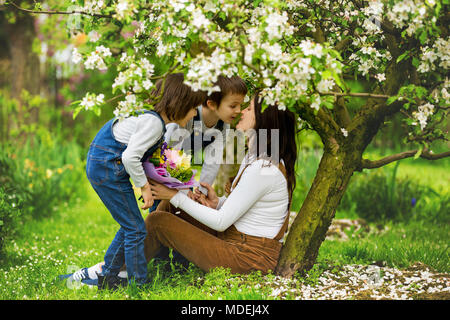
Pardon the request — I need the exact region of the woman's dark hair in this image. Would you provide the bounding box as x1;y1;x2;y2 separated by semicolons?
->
204;75;248;108
252;94;297;204
151;73;207;121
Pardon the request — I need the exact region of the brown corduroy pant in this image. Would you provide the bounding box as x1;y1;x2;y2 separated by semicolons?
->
143;200;283;274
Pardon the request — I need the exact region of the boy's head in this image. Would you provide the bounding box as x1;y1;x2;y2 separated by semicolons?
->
204;75;248;124
152;73;206;125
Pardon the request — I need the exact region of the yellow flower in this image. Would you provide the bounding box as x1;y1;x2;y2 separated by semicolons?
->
179;153;192;170
57;168;63;174
24;159;35;170
28;183;33;189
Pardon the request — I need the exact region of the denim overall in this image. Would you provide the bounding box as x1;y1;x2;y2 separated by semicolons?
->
86;110;166;284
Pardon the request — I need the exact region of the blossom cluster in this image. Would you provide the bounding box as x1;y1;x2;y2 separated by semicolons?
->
411;103;435;131
72;0;105;15
113;93;143;119
385;0;436;37
79;92;105;111
72;45;111;71
65;0;447;139
417;38;450;74
112;54;155;94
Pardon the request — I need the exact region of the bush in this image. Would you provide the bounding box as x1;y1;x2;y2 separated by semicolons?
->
339;163;444;223
0;133;86;219
412;193;450;224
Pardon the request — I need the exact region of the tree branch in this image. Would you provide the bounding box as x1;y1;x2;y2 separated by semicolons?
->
319;91;391;99
7;1;113;18
357;148;450;171
333;95;352;128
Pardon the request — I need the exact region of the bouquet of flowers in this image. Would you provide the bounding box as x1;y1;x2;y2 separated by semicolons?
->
143;142;199;189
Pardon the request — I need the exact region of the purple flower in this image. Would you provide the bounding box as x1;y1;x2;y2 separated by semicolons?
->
411;197;417;207
161;142;168;155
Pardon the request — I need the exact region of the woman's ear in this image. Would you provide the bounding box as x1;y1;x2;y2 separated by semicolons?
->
206;99;218;110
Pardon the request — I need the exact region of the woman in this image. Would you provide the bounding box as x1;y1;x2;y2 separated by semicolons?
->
146;94;297;274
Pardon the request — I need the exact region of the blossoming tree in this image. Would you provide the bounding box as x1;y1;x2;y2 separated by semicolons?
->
7;0;449;276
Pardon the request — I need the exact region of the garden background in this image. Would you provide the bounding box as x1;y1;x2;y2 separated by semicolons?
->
0;0;449;300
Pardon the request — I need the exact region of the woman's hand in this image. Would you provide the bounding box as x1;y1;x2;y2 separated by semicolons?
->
149;180;178;200
186;190;196;200
193;182;219;209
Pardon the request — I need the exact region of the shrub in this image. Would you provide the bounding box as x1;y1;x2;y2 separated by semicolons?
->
0;133;86;219
339;163;443;223
412;193;450;224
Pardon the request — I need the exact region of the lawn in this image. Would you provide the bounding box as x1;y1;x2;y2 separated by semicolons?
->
0;155;448;300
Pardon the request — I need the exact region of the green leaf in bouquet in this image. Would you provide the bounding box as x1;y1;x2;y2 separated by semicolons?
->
148;158;161;166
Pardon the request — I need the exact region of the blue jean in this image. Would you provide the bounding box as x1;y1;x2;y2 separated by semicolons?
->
86;114;164;285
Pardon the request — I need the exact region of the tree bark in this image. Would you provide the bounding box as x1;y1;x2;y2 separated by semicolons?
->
276;146;360;277
3;11;40;120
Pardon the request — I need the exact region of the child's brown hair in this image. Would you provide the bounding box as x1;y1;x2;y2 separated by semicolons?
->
204;75;248;108
151;73;207;121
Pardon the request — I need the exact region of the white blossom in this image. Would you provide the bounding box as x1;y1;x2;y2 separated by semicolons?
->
80;93;104;110
264;11;292;40
71;48;82;64
88;31;101;43
300;40;323;58
116;0;129;19
311;94;321;111
375;73;386;82
317;78;335;92
341;128;348;137
191;9;210;30
114;93;143;119
412;103;435;130
142;79;153;90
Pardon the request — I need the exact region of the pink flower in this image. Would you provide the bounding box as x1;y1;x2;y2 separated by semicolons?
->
164;149;181;169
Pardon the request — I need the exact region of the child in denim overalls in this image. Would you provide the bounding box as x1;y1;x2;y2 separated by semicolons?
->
86;73;206;288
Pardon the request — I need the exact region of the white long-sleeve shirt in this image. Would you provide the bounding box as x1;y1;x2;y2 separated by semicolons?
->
112;106;227;190
164;105;230;195
169;155;289;239
112;113;164;188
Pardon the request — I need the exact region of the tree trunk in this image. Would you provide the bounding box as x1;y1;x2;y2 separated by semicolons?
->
276;145;362;277
3;11;40;125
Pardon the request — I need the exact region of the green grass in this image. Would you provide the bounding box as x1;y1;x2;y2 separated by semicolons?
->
318;219;449;273
0;182;272;300
0;154;448;299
